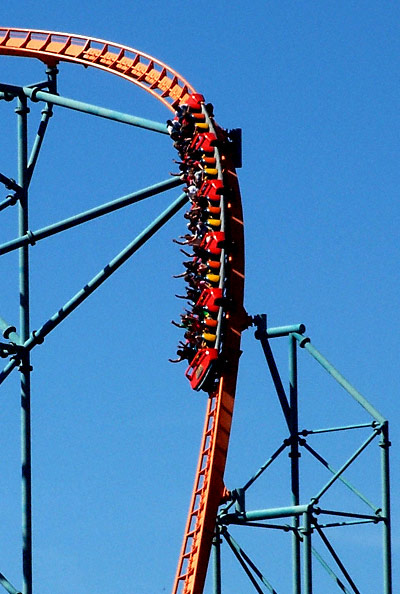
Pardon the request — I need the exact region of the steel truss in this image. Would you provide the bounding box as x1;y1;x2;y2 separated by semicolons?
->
0;47;392;594
0;66;186;594
211;314;392;594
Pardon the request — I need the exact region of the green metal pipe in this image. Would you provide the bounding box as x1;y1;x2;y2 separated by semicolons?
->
242;441;287;492
0;572;22;594
221;529;277;594
289;334;301;594
0;195;18;212
303;441;378;511
380;422;392;594
266;323;306;338
16;95;33;594
301;421;377;435
0;83;168;134
0;358;19;386
212;527;222;594
311;429;380;505
24;193;188;349
0;177;184;256
26;103;53;187
28;87;168;134
0;316;21;344
221;504;311;524
313;522;360;593
0;172;22;193
310;547;352;594
317;508;381;521
254;318;291;429
302;511;312;594
292;333;386;425
315;519;379;529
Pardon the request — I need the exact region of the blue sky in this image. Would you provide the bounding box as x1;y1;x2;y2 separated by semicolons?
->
1;2;399;593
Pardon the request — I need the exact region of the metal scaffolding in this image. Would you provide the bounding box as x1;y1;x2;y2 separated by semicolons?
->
0;66;187;594
212;314;392;593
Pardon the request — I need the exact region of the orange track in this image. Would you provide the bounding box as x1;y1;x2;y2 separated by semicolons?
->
172;136;246;593
0;27;194;111
0;28;246;594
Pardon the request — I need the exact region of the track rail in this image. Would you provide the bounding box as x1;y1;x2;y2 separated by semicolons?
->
0;27;194;111
172;128;246;593
0;29;246;594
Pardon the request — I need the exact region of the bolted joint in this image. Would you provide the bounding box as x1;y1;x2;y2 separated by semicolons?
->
231;487;246;513
6;193;18;205
15;103;30;115
253;313;267;339
0;341;23;358
298;335;311;348
31;330;44;345
18;353;33;373
288;450;301;459
26;230;37;246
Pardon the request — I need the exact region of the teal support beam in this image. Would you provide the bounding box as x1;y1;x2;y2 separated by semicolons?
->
0;316;21;344
302;511;312;594
0;177;184;255
289;334;301;594
292;333;386;425
310;547;353;594
0;172;22;194
26;103;53;186
212;527;222;594
220;529;277;594
0;194;18;213
0;83;168;134
313;522;360;593
311;429;380;505
266;323;306;338
0;573;22;594
301;421;377;435
254;315;291;430
23;193;188;351
220;504;310;525
303;441;379;512
16;94;33;594
380;422;392;594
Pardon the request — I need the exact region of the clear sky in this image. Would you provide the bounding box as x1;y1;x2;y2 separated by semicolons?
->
1;2;399;593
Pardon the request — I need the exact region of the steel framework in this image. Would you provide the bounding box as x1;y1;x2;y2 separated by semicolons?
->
212;314;392;593
0;28;392;594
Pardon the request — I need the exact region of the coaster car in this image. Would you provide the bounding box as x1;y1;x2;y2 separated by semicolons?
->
186;347;218;391
195;287;223;314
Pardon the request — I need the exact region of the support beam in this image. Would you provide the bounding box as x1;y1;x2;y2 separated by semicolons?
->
0;83;168;134
380;422;392;594
23;193;188;350
292;333;386;425
16;94;33;594
289;334;301;594
0;177;184;255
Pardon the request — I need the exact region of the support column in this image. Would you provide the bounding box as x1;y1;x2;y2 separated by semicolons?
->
212;526;222;594
380;422;392;594
302;511;312;594
289;334;301;594
16;94;33;594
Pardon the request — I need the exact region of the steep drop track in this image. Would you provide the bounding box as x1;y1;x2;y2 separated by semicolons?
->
0;27;246;594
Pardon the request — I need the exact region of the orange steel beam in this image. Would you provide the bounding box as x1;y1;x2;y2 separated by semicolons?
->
0;30;246;594
172;124;246;594
0;28;195;111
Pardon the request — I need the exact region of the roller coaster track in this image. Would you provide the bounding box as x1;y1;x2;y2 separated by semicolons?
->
0;28;246;594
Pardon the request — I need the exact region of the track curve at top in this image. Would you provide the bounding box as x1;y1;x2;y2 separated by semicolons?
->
0;27;195;111
0;28;247;594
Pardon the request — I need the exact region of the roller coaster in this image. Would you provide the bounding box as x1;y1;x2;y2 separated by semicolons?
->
0;28;393;594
